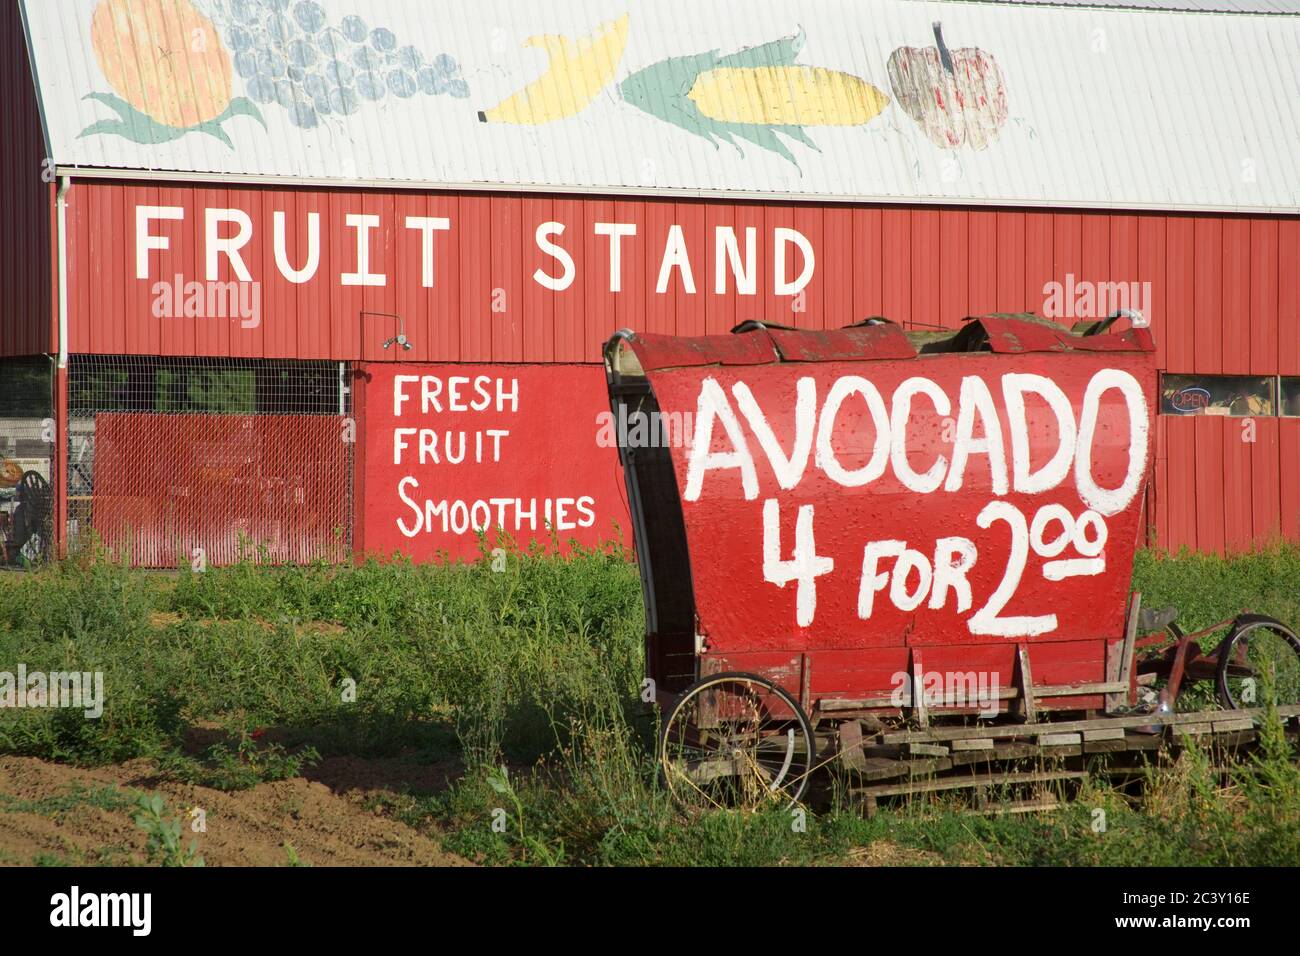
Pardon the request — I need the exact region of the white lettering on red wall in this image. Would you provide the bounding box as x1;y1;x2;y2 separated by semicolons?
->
133;205;815;297
647;356;1154;647
361;364;631;562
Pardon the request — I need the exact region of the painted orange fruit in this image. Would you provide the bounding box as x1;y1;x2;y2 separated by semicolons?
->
91;0;232;129
0;460;22;488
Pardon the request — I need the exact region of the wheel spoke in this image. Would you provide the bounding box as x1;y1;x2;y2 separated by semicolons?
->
1219;620;1300;709
661;674;814;811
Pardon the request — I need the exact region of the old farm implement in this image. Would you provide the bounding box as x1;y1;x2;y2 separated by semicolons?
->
604;315;1300;812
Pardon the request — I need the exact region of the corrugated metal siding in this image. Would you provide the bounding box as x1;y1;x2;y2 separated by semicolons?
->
66;182;1297;366
65;180;1300;553
0;0;52;358
972;0;1300;12
21;0;1300;212
89;410;351;567
1156;417;1300;554
1154;217;1300;555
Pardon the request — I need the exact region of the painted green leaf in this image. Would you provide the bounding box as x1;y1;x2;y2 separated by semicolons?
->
79;92;192;145
222;96;266;129
619;31;819;168
78;91;264;148
195;121;234;149
77;119;134;140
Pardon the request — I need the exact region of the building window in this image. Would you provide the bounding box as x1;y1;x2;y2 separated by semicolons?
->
1160;374;1275;417
0;357;54;564
69;356;343;416
1282;377;1300;418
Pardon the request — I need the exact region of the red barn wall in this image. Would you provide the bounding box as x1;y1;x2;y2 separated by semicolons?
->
58;180;1300;554
0;0;53;358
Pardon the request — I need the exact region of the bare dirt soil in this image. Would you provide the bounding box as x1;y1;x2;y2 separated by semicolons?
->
0;755;471;867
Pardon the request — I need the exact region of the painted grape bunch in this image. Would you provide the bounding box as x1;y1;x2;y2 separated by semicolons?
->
205;0;469;130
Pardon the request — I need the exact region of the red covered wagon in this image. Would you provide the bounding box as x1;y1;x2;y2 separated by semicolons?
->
604;314;1300;808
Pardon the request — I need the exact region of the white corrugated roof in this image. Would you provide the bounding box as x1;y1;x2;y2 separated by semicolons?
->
949;0;1300;13
20;0;1300;212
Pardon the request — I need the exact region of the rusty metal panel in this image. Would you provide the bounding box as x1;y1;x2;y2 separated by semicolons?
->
624;331;777;371
19;0;1300;213
626;316;1151;370
973;314;1156;354
768;324;917;363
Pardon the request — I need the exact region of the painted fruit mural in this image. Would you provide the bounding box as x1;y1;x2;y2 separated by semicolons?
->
887;21;1008;150
205;0;471;130
478;14;629;124
688;65;890;128
621;30;889;166
76;4;1011;161
81;0;473;143
84;0;263;145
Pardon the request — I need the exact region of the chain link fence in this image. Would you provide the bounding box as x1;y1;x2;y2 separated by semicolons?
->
67;355;353;568
0;357;55;566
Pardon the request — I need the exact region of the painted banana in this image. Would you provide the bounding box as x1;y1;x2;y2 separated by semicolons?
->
688;65;889;127
478;14;630;124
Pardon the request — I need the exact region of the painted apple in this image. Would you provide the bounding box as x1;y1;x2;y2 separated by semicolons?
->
887;22;1008;150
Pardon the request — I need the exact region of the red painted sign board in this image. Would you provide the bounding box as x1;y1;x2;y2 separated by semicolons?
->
649;353;1154;649
625;323;1157;705
358;363;631;562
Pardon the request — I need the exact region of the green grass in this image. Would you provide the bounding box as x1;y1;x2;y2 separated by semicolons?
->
1133;546;1300;631
0;541;1297;865
132;792;204;867
0;784;132;817
0;540;644;783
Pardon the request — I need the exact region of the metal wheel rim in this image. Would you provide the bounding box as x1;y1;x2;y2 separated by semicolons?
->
659;673;814;811
1218;620;1300;709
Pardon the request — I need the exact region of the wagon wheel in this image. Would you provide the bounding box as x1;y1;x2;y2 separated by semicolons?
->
11;471;52;563
1216;615;1300;710
659;672;815;811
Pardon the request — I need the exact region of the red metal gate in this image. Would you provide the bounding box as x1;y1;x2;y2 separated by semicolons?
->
88;412;349;567
68;355;351;567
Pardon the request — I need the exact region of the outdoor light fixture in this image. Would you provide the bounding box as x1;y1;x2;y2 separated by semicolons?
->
360;311;414;351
